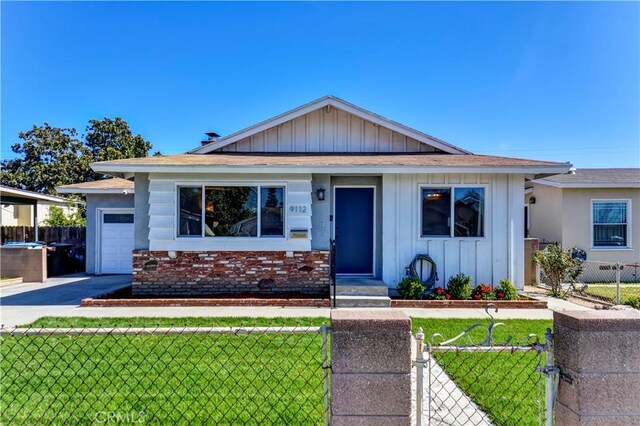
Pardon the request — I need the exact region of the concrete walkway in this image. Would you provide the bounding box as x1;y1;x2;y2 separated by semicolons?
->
0;274;592;326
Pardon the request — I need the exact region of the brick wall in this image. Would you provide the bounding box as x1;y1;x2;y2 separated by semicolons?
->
132;250;330;296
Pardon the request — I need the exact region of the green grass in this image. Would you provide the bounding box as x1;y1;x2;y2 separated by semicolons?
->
4;317;550;425
413;318;552;426
22;316;329;328
580;285;640;305
2;317;329;424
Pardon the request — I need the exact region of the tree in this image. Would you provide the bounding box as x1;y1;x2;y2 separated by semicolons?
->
84;117;153;180
1;118;154;193
43;205;86;227
533;244;584;298
1;124;90;195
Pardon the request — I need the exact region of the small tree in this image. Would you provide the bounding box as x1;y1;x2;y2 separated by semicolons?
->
43;205;86;227
533;244;584;298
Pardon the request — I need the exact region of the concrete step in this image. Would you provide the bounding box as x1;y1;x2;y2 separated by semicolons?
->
332;284;389;296
334;295;392;308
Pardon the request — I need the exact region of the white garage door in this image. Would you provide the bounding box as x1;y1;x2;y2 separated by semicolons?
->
100;212;134;274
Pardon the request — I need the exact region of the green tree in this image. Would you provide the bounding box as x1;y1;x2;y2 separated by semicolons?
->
1;118;154;193
533;244;584;298
84;117;153;180
0;124;90;195
43;205;86;227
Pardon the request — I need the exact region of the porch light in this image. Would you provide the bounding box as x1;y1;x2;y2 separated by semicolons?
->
316;188;326;201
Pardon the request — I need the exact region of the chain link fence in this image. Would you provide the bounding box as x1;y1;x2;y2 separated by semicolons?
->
0;325;330;425
540;260;640;307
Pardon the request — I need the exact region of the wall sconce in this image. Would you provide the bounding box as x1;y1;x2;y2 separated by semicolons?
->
529;196;536;204
316;188;326;201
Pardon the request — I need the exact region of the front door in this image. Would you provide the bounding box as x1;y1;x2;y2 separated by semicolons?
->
334;187;374;275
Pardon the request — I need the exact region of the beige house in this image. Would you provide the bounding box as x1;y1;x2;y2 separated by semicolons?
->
526;168;640;264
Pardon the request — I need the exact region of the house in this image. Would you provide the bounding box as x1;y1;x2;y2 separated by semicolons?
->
57;96;571;298
1;185;76;228
526;168;640;265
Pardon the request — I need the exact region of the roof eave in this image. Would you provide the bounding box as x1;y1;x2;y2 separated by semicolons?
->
534;180;640;189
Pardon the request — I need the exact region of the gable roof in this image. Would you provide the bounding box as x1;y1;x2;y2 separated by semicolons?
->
0;185;71;204
190;95;471;155
534;168;640;188
56;178;134;194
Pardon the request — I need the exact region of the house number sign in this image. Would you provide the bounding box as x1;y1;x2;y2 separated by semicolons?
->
289;205;308;214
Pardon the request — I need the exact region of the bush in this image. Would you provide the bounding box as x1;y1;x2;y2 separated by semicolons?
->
533;244;584;298
425;286;452;300
397;277;425;300
447;273;472;300
624;296;640;310
471;284;495;300
496;278;518;300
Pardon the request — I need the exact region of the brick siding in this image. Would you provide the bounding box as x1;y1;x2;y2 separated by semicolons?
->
132;250;330;296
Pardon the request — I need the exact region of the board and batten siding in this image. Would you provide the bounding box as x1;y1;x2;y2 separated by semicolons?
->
146;173;313;252
218;108;441;153
382;173;526;289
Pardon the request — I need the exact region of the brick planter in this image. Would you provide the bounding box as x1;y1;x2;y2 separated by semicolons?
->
81;296;330;308
390;297;547;309
132;250;330;297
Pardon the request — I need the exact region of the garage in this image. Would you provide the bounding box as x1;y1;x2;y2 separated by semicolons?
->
99;210;134;274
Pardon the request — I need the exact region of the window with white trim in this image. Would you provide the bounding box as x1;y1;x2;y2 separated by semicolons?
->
421;187;485;238
178;185;285;238
592;200;629;248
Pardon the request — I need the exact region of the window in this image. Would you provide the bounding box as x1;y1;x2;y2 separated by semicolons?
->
178;187;202;236
177;185;285;238
592;201;629;248
103;213;134;224
421;187;485;238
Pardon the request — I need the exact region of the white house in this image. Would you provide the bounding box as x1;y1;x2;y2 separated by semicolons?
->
58;96;571;299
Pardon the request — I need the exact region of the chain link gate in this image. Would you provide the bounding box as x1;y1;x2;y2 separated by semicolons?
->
413;306;558;426
0;324;331;425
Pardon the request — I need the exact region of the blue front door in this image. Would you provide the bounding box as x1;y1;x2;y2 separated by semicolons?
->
334;187;374;275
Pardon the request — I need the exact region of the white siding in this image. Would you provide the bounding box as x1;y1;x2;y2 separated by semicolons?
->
147;173;313;252
218;108;442;153
382;173;526;289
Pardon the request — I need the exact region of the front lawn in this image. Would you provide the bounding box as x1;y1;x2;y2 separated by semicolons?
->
2;317;329;424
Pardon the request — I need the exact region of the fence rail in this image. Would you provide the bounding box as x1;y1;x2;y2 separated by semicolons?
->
0;325;330;425
0;225;85;245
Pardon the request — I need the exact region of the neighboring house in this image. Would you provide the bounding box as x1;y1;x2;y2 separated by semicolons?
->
0;185;76;227
58;96;570;297
56;178;134;274
526;168;640;265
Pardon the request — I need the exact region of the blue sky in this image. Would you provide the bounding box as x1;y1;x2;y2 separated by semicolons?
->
2;1;639;167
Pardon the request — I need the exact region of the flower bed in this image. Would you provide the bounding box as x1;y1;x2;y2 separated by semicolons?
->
391;296;547;309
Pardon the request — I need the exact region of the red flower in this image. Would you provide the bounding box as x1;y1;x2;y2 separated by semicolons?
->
445;293;451;300
497;292;504;298
436;287;443;295
474;294;481;300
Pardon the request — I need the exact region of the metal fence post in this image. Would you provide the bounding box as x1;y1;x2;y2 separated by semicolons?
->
544;328;556;426
616;262;621;305
415;328;425;426
321;323;330;426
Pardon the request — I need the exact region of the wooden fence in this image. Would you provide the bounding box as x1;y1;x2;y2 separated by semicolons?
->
1;226;85;246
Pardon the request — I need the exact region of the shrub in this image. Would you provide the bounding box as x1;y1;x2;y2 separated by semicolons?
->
496;278;518;300
397;277;425;300
624;296;640;310
447;273;472;300
533;244;584;298
471;284;495;300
